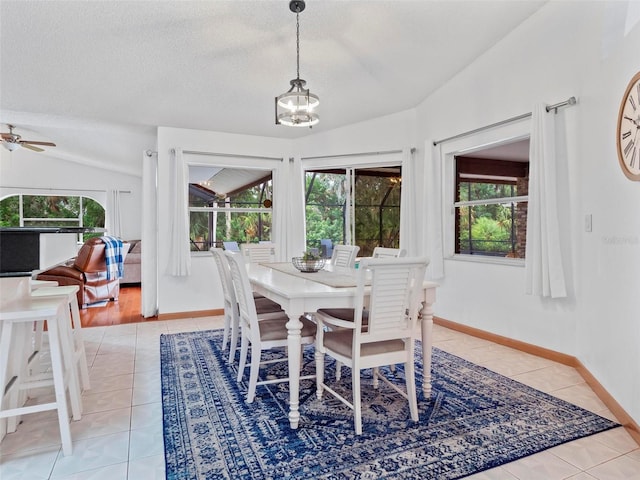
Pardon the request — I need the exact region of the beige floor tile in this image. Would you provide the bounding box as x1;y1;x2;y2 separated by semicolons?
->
50;462;128;479
552;383;608;413
586;454;640;480
85;373;134;394
0;445;59;479
81;388;133;415
512;363;584;393
127;452;166;479
592;427;639;454
502;450;581;479
465;465;519;479
131;402;162;430
69;407;131;440
128;423;164;460
550;435;622;470
49;431;129;477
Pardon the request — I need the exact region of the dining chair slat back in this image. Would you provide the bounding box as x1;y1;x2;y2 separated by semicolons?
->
372;247;406;258
314;256;428;434
225;250;315;403
330;244;360;268
241;243;277;264
211;248;240;363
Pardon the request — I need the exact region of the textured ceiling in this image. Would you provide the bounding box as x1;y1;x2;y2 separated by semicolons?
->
0;0;546;174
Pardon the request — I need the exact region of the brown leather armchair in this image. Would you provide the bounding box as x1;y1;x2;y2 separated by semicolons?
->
36;237;122;308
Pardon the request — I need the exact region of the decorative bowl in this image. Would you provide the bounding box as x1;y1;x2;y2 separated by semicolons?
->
292;257;326;273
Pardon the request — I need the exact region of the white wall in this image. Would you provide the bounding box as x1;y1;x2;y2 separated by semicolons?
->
155;127;293;314
0;149;143;240
414;1;640;424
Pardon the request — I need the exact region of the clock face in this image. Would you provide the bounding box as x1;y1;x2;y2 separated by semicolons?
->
617;71;640;181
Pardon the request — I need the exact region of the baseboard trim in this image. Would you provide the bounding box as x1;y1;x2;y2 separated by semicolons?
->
433;316;640;445
158;308;224;320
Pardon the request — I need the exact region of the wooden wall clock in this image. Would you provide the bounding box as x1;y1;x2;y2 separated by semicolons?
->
616;71;640;181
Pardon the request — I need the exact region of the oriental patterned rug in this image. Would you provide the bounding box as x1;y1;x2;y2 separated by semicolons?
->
160;330;618;479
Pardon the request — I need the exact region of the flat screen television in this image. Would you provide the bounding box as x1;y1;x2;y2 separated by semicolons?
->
0;231;40;274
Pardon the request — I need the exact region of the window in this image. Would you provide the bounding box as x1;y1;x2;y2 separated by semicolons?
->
454;145;529;258
305;166;401;257
0;194;105;242
188;170;273;252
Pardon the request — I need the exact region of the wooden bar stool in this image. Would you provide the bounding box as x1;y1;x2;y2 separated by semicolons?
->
30;285;90;391
0;296;80;456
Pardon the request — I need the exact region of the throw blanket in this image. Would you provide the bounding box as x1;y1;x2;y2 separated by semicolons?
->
101;235;124;280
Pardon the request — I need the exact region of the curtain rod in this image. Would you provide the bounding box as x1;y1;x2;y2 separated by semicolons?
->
301;148;413;161
0;186;131;194
178;149;283;162
432;96;577;146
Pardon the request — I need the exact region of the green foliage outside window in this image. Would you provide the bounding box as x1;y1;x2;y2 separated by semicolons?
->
305;170;401;257
0;195;105;241
457;182;517;255
189;181;273;251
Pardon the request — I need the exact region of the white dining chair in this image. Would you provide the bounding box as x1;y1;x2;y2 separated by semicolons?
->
211;248;283;363
329;244;360;268
225;250;316;403
240;242;277;264
223;241;240;251
314;256;428;435
372;247;406;258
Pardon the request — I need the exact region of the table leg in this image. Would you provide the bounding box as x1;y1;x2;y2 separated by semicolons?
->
285;313;303;429
420;298;434;398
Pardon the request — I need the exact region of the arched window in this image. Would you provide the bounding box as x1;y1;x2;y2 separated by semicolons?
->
0;194;105;242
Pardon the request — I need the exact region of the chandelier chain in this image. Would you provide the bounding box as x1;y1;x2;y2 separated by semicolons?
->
296;9;300;80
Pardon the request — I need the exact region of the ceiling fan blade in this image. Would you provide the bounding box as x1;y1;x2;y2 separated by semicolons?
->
21;143;45;152
1;133;14;140
20;140;56;147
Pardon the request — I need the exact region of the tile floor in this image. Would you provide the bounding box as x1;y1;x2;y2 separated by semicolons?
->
0;318;638;479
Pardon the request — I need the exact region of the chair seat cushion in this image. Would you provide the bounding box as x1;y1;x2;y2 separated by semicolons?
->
259;315;315;342
317;308;368;323
323;330;404;358
254;297;283;314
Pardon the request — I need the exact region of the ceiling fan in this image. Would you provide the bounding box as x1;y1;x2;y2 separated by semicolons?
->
1;124;56;152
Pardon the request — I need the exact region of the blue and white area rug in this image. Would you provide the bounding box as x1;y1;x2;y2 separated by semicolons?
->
160;330;618;479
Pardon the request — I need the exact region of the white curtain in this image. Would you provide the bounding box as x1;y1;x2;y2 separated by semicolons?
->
272;158;291;262
424;142;445;279
167;148;191;276
105;189;122;238
399;148;420;257
524;104;567;298
141;150;158;318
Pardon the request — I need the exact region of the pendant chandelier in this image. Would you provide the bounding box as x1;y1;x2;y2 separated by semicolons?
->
275;0;319;128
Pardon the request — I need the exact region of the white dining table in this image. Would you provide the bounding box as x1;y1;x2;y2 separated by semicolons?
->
247;262;438;429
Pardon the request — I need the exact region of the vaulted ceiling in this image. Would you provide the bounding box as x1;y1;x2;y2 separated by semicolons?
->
0;1;546;174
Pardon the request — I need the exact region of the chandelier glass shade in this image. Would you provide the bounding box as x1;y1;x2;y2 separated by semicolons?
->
275;0;319;128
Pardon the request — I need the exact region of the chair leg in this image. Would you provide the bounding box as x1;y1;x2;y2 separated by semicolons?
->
372;367;379;389
228;315;239;364
237;334;249;382
246;343;261;404
315;349;324;399
405;359;419;422
222;312;230;352
352;367;362;435
336;361;342;381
